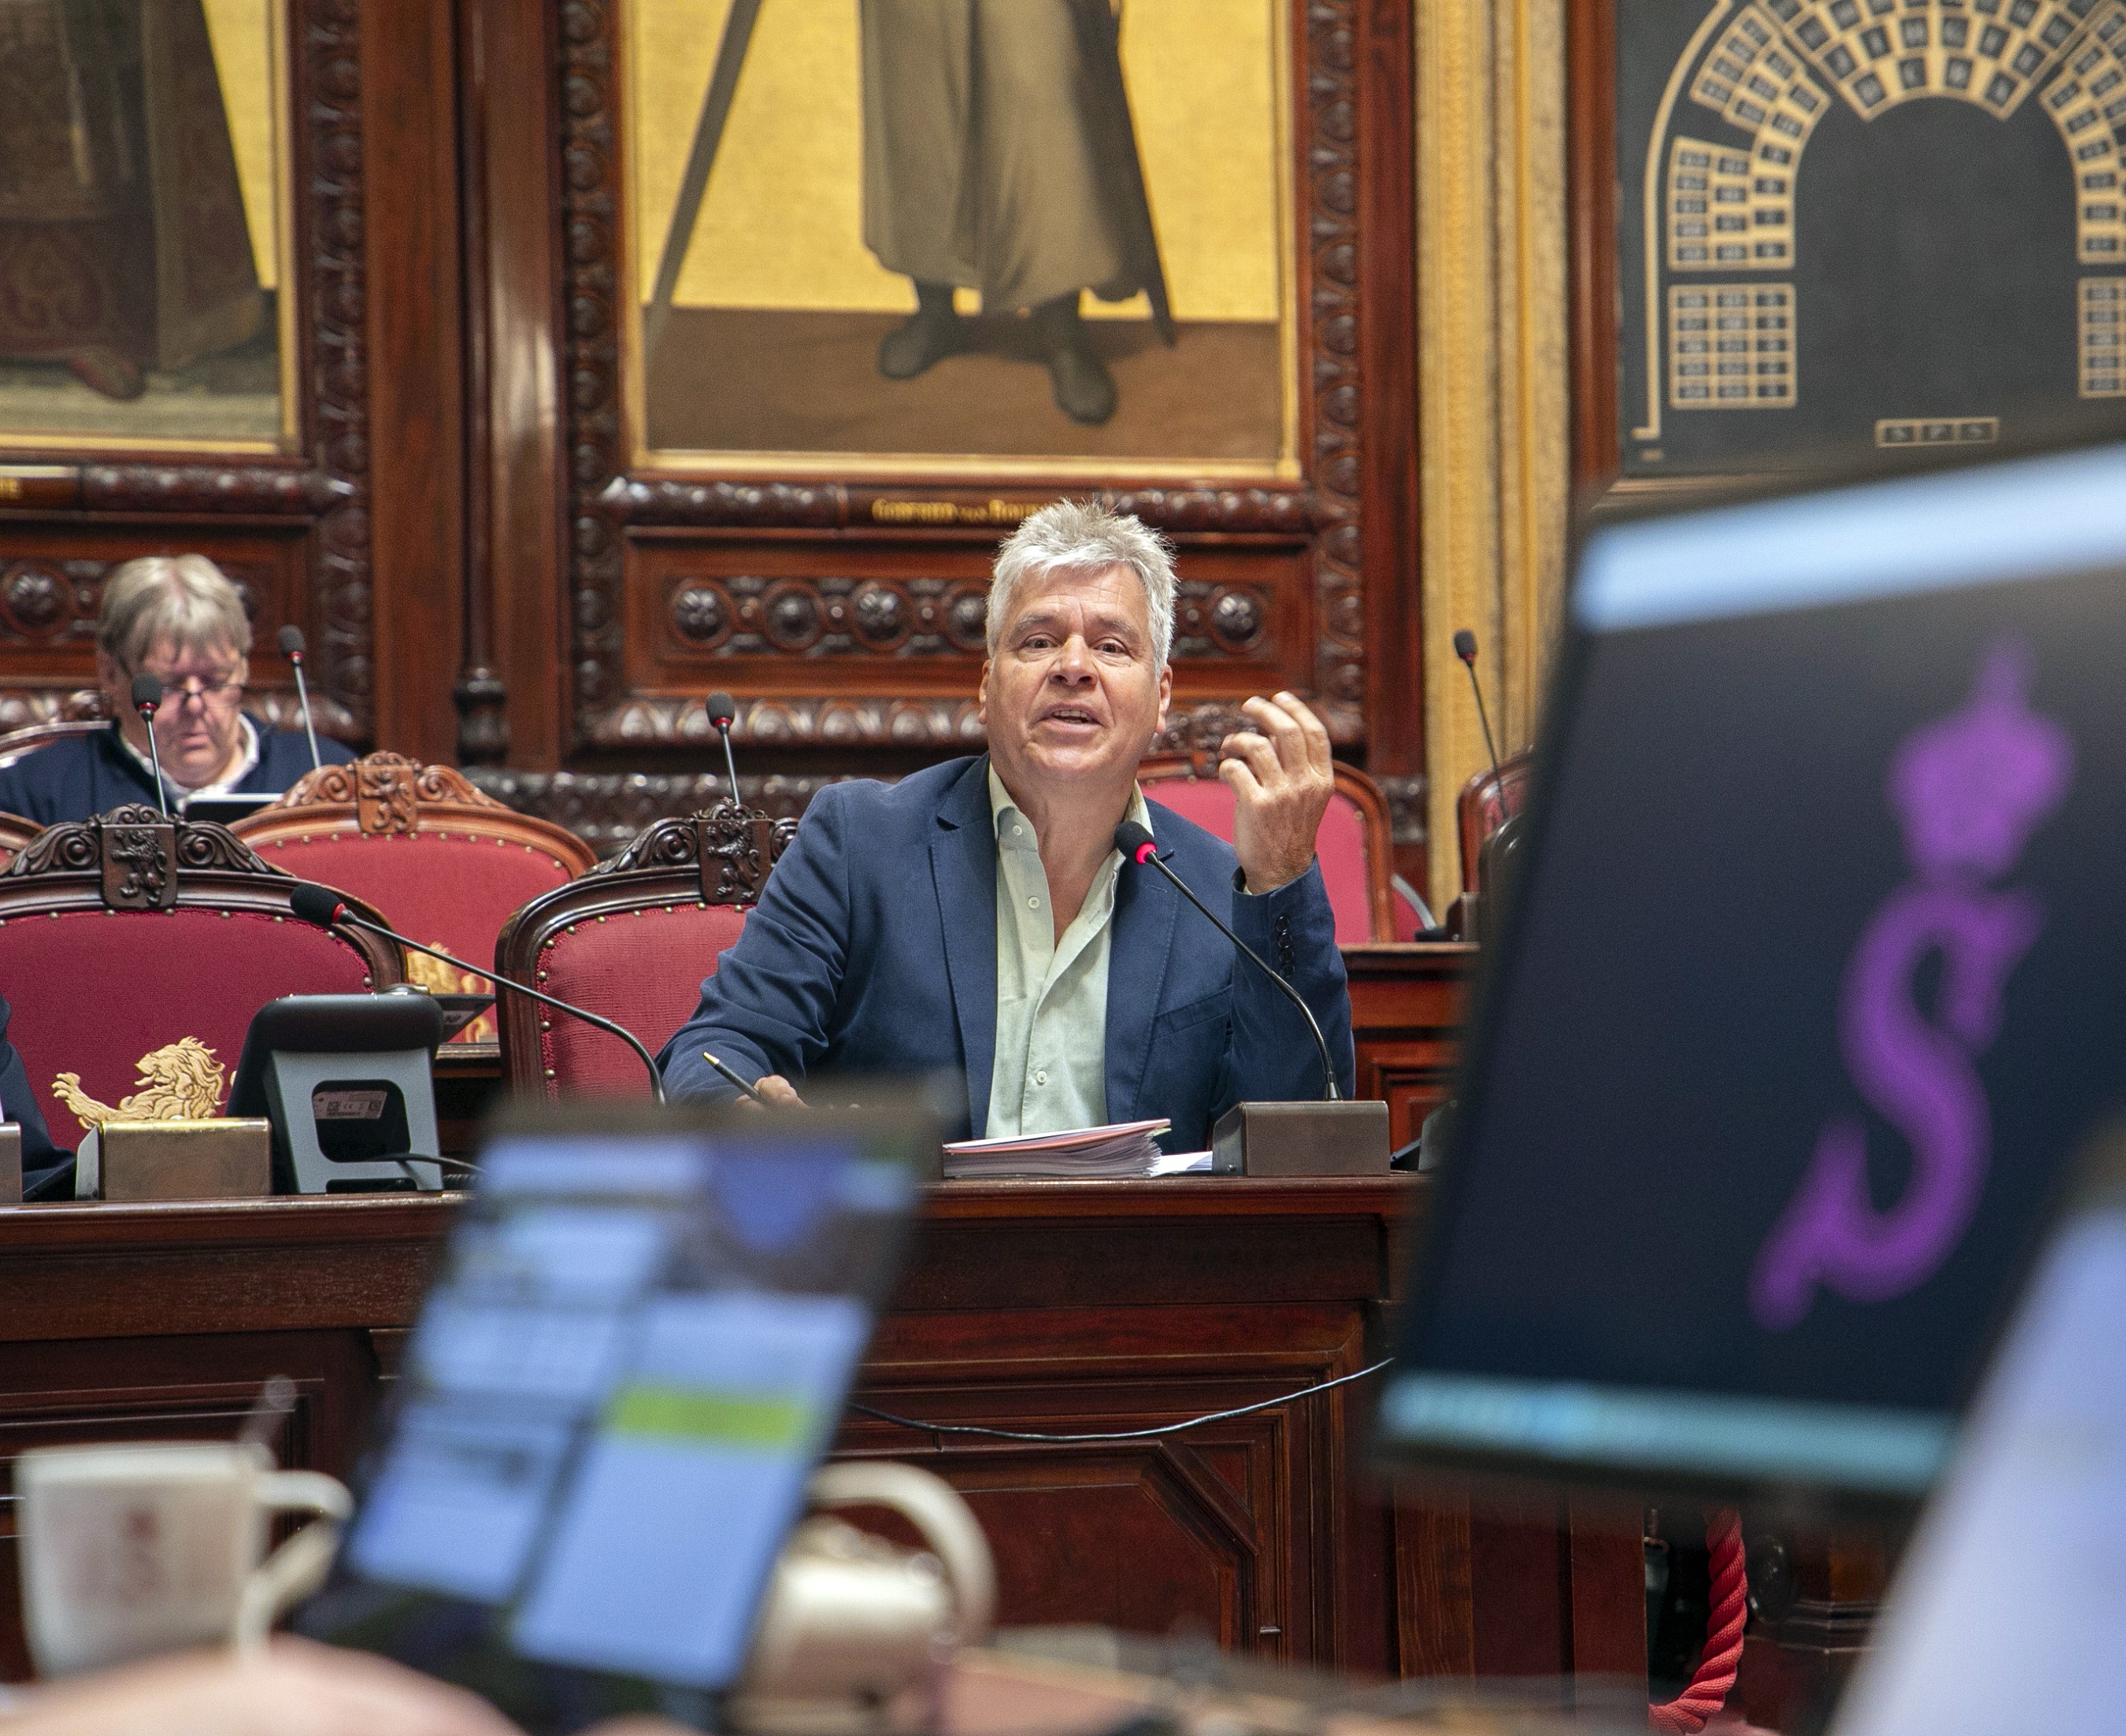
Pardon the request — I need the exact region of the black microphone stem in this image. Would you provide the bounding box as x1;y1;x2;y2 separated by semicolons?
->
1141;850;1340;1102
338;912;667;1104
715;723;742;810
1462;659;1503;790
141;722;170;817
291;660;321;774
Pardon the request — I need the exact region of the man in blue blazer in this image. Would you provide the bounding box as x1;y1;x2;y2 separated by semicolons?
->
659;502;1354;1149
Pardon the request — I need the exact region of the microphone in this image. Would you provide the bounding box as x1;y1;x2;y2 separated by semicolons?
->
130;672;170;818
1455;629;1524;949
286;882;669;1104
1113;821;1340;1101
278;624;323;774
1453;628;1503;790
706;690;743;810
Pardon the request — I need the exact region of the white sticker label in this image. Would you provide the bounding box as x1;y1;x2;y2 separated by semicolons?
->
314;1088;390;1121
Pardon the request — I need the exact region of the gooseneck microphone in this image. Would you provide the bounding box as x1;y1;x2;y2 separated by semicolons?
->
131;672;170;818
278;624;324;774
1453;628;1503;790
1113;821;1340;1101
706;690;743;809
286;882;669;1104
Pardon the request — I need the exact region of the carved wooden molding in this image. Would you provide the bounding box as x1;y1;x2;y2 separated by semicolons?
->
0;687;357;742
6;805;282;912
587;805;797;905
657;573;1273;662
465;768;845;853
274;752;511;835
554;0;1375;753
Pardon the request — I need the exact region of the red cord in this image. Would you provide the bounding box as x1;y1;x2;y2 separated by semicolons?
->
1649;1508;1747;1734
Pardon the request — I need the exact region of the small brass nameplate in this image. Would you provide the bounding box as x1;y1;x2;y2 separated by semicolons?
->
95;1119;272;1201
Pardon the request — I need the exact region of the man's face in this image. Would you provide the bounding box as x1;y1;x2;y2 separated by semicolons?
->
98;638;250;788
979;563;1172;801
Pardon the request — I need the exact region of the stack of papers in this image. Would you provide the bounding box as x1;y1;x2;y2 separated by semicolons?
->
943;1119;1212;1179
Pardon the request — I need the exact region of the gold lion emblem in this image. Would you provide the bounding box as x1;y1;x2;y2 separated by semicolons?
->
54;1038;228;1130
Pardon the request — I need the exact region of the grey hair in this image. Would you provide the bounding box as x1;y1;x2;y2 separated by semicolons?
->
987;500;1177;666
97;555;254;669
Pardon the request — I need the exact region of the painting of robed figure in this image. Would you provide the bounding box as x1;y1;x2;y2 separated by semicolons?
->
0;0;292;449
630;0;1295;472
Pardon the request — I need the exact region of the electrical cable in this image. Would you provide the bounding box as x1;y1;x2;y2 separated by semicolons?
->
849;1357;1391;1444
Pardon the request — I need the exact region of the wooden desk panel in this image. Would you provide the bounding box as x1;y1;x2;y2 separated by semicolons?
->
0;1185;1414;1679
0;1175;1638;1695
1343;943;1478;1149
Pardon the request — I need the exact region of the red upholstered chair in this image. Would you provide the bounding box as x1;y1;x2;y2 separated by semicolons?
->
495;807;794;1098
0;805;400;1144
234;754;598;1047
1135;750;1399;943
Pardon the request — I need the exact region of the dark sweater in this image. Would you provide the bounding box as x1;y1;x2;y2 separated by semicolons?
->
0;721;353;827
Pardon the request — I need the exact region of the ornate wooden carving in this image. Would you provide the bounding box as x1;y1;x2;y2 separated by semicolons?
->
553;0;1379;753
587;805;794;905
469;701;1343;852
656;573;1271;662
465;768;840;853
7;806;282;914
297;1;375;734
274;753;512;835
101;812;178;911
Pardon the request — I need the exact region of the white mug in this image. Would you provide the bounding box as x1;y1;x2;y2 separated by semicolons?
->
16;1440;352;1678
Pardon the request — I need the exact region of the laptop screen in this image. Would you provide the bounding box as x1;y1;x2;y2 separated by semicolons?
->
299;1109;926;1732
1377;440;2126;1498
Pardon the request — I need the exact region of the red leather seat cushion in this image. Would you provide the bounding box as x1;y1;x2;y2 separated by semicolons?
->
247;834;579;1040
0;909;379;1142
1142;777;1376;945
534;903;751;1097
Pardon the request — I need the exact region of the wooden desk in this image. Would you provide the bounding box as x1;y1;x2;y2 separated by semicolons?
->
0;1183;1412;1676
1343;943;1478;1149
0;1175;1637;1696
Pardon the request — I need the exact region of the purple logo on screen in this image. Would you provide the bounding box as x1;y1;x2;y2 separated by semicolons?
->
1750;641;2073;1331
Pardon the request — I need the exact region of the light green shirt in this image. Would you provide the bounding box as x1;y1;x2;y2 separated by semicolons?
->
985;764;1153;1138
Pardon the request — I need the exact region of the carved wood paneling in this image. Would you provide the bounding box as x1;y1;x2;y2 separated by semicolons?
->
552;0;1388;757
0;0;374;741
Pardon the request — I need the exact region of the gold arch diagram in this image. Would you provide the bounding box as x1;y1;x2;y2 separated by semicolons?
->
1637;0;2126;443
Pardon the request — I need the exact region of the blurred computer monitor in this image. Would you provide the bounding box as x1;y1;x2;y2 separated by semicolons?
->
1377;437;2126;1502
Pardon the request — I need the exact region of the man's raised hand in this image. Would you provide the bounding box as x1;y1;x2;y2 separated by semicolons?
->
1217;692;1334;894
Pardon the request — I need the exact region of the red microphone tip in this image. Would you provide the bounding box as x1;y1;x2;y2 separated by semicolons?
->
1132;841;1158;865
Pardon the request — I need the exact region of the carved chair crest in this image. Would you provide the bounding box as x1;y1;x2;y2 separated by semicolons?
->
276;751;511;835
4;805;280;912
587;803;798;905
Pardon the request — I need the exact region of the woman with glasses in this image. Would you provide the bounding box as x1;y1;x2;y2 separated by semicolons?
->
0;555;354;826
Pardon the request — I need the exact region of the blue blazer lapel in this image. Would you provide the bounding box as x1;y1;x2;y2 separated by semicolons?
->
1104;835;1177;1123
930;758;998;1133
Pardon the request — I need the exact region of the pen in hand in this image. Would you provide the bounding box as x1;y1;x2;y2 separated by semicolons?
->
702;1050;768;1105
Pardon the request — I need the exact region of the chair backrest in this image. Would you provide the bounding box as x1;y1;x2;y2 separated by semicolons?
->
234;754;598;1044
1455;750;1534;896
1135;751;1395;944
0;805;401;1143
494;805;796;1098
0;717;104;774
